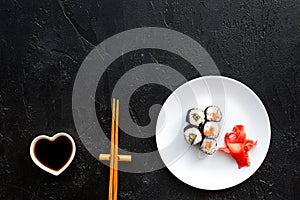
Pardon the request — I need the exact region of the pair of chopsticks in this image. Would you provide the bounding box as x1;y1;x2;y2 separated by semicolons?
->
108;98;119;200
99;98;131;199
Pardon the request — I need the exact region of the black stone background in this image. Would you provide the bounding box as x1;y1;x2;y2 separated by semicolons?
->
0;0;300;199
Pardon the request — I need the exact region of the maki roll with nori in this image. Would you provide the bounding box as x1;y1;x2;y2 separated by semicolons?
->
200;138;217;155
184;127;203;145
205;106;222;122
184;105;223;158
203;121;220;139
186;108;205;126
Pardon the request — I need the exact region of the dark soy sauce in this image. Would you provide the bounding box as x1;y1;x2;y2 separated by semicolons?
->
34;136;73;171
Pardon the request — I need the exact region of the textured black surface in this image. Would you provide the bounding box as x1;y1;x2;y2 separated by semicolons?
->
1;0;300;199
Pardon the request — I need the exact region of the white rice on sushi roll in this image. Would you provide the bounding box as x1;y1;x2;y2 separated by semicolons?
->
184;127;203;145
205;105;222;122
203;121;220;139
186;108;205;126
200;138;217;155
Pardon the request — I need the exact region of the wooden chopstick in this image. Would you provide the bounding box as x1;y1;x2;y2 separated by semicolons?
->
108;98;119;200
108;98;116;200
113;99;119;200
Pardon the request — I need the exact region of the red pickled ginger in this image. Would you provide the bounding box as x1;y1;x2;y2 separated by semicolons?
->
219;125;257;169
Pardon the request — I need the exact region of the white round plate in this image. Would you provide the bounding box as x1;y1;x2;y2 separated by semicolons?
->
156;76;271;190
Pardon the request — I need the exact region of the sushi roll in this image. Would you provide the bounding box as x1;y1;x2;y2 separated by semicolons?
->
203;121;220;139
205;106;222;122
184;127;203;145
200;138;217;155
186;108;205;126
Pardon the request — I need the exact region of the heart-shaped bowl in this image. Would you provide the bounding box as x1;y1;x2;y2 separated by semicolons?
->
30;132;76;176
